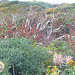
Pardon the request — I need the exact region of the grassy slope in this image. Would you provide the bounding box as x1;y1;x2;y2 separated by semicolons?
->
0;1;75;13
0;1;58;12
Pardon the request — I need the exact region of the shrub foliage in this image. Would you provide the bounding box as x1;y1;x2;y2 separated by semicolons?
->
0;37;50;75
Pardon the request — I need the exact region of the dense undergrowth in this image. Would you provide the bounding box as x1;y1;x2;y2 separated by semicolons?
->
0;1;75;75
0;37;50;75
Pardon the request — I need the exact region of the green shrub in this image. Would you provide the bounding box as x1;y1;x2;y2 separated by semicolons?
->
58;62;75;75
0;37;50;75
47;40;67;54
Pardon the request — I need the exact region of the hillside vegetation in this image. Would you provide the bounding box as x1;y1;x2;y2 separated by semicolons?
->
0;1;75;75
0;1;58;13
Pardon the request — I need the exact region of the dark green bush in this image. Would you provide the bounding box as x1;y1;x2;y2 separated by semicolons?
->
0;37;50;75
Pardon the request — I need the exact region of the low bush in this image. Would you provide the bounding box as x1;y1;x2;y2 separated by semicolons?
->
0;37;50;75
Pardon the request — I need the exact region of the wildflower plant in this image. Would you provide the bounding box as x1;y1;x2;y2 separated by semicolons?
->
46;65;59;75
58;61;75;75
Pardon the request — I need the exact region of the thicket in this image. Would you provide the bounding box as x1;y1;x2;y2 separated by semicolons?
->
0;37;50;75
0;1;75;75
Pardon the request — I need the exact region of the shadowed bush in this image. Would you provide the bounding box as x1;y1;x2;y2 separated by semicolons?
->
0;37;50;75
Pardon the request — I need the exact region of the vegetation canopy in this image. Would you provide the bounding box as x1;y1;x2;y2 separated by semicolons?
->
0;1;75;75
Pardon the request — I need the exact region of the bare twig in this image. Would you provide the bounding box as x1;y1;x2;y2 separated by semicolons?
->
12;63;15;75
